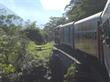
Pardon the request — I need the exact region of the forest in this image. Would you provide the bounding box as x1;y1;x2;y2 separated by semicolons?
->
0;0;107;82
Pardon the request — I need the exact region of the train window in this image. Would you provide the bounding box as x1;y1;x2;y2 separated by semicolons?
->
64;27;68;43
94;32;97;39
62;28;64;42
68;26;71;42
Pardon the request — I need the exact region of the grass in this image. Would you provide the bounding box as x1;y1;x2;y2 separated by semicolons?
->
36;42;53;60
27;41;53;60
64;63;76;82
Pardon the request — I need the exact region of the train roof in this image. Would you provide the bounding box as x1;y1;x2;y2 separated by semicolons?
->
102;0;110;16
74;12;102;25
55;12;102;30
60;21;74;27
101;0;110;23
55;21;74;29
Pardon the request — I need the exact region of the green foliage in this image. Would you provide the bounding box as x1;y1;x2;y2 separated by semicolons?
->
64;63;76;82
0;10;53;82
27;41;53;60
20;42;53;82
0;15;23;28
65;0;107;21
24;21;48;44
0;64;16;75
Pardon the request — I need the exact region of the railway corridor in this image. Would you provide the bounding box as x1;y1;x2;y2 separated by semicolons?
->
50;45;109;82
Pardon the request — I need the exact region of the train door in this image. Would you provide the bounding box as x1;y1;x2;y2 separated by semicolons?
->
71;25;74;48
97;21;104;64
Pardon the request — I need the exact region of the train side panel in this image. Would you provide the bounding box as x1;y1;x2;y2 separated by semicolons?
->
74;12;101;57
101;0;110;76
54;26;60;44
60;22;74;48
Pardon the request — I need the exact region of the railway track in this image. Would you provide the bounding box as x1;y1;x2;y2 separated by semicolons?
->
50;45;109;82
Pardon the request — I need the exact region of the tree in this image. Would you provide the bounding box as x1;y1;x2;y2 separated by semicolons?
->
65;0;107;21
24;21;47;44
0;9;52;82
43;17;67;41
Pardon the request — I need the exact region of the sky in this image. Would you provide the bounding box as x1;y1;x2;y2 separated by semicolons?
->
0;0;70;25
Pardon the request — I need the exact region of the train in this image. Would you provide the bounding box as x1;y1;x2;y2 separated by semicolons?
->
101;0;110;77
54;0;110;78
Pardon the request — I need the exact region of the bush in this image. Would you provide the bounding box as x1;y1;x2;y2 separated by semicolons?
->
24;28;48;45
64;63;76;82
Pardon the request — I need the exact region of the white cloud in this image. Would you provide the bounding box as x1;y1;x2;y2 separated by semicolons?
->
40;0;70;11
0;0;15;8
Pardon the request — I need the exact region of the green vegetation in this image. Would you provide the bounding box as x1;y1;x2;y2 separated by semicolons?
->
65;0;107;21
27;41;53;60
64;64;76;82
0;13;53;82
24;21;48;44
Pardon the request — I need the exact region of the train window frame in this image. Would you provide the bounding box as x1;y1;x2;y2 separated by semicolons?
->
68;26;71;42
